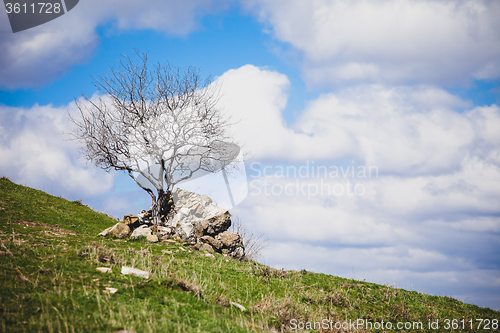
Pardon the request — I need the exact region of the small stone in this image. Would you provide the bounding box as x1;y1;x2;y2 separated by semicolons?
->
231;246;245;260
157;226;171;233
121;266;149;279
18;274;29;282
137;210;149;223
156;226;172;241
193;220;208;238
229;301;246;312
200;235;222;249
97;226;112;237
96;267;112;273
204;252;215;259
199;243;214;253
123;215;141;230
104;287;118;294
130;225;152;238
98;223;130;239
205;211;232;235
108;223;131;239
123;215;141;229
217;230;242;248
147;234;159;243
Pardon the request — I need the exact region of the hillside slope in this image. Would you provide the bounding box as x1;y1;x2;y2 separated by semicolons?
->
0;177;498;332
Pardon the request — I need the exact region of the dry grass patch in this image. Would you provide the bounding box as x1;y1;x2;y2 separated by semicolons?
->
14;220;80;236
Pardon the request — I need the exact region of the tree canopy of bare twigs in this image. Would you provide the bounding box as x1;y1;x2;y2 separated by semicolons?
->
70;51;239;225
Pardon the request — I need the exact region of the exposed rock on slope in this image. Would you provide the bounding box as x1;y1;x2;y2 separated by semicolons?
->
99;188;245;259
98;222;130;239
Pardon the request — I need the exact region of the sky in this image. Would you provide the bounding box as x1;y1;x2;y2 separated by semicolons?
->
1;0;499;310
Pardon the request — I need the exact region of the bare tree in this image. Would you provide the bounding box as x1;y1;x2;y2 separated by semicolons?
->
70;51;239;225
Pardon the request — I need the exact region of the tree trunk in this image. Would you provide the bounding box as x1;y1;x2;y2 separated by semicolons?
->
151;189;174;226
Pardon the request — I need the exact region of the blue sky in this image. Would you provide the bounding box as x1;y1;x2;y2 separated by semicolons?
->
1;0;499;310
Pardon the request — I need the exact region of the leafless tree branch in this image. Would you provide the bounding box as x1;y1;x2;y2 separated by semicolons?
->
69;50;240;225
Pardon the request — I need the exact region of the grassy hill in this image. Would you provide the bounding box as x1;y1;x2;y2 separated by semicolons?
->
0;177;498;332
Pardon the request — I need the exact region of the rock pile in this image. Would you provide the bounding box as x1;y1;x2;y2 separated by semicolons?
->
98;188;245;259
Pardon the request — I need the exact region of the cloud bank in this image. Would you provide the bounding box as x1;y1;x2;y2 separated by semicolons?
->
243;0;500;86
219;65;499;171
0;103;114;197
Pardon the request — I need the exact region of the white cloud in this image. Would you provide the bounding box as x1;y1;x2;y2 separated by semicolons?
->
297;85;479;175
467;105;500;164
218;65;497;176
217;65;321;161
0;0;230;88
0;103;114;197
0;10;97;88
243;0;500;86
236;155;500;245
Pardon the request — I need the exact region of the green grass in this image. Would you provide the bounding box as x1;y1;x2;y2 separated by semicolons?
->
0;177;498;332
